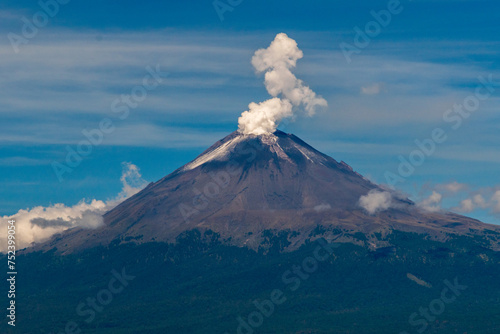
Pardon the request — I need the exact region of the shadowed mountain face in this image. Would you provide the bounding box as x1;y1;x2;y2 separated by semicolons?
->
34;130;499;253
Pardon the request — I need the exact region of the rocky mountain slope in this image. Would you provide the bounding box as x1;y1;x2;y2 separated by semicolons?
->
32;130;500;253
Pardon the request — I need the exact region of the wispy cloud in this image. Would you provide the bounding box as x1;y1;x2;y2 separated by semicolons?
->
361;83;385;95
0;157;52;166
0;30;498;158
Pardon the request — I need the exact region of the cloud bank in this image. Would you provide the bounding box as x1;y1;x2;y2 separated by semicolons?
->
456;190;500;214
414;182;500;223
238;33;327;135
0;162;148;252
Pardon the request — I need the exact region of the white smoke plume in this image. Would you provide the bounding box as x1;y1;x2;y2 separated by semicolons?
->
238;33;327;135
0;162;148;253
359;190;393;214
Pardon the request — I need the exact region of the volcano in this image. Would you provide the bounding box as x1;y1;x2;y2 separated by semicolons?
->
15;131;500;334
36;130;499;254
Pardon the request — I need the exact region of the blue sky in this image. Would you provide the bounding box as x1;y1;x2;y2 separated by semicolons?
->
1;0;500;225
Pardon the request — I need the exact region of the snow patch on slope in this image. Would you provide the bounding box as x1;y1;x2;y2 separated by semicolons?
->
260;133;294;164
182;136;244;171
181;132;330;172
292;143;328;165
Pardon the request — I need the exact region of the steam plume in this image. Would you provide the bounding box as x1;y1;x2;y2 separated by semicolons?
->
238;33;327;135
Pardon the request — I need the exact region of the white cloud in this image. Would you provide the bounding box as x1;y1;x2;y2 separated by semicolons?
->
358;190;392;214
473;194;488;208
457;198;474;213
117;162;149;198
418;191;442;212
0;162;147;252
456;194;488;213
